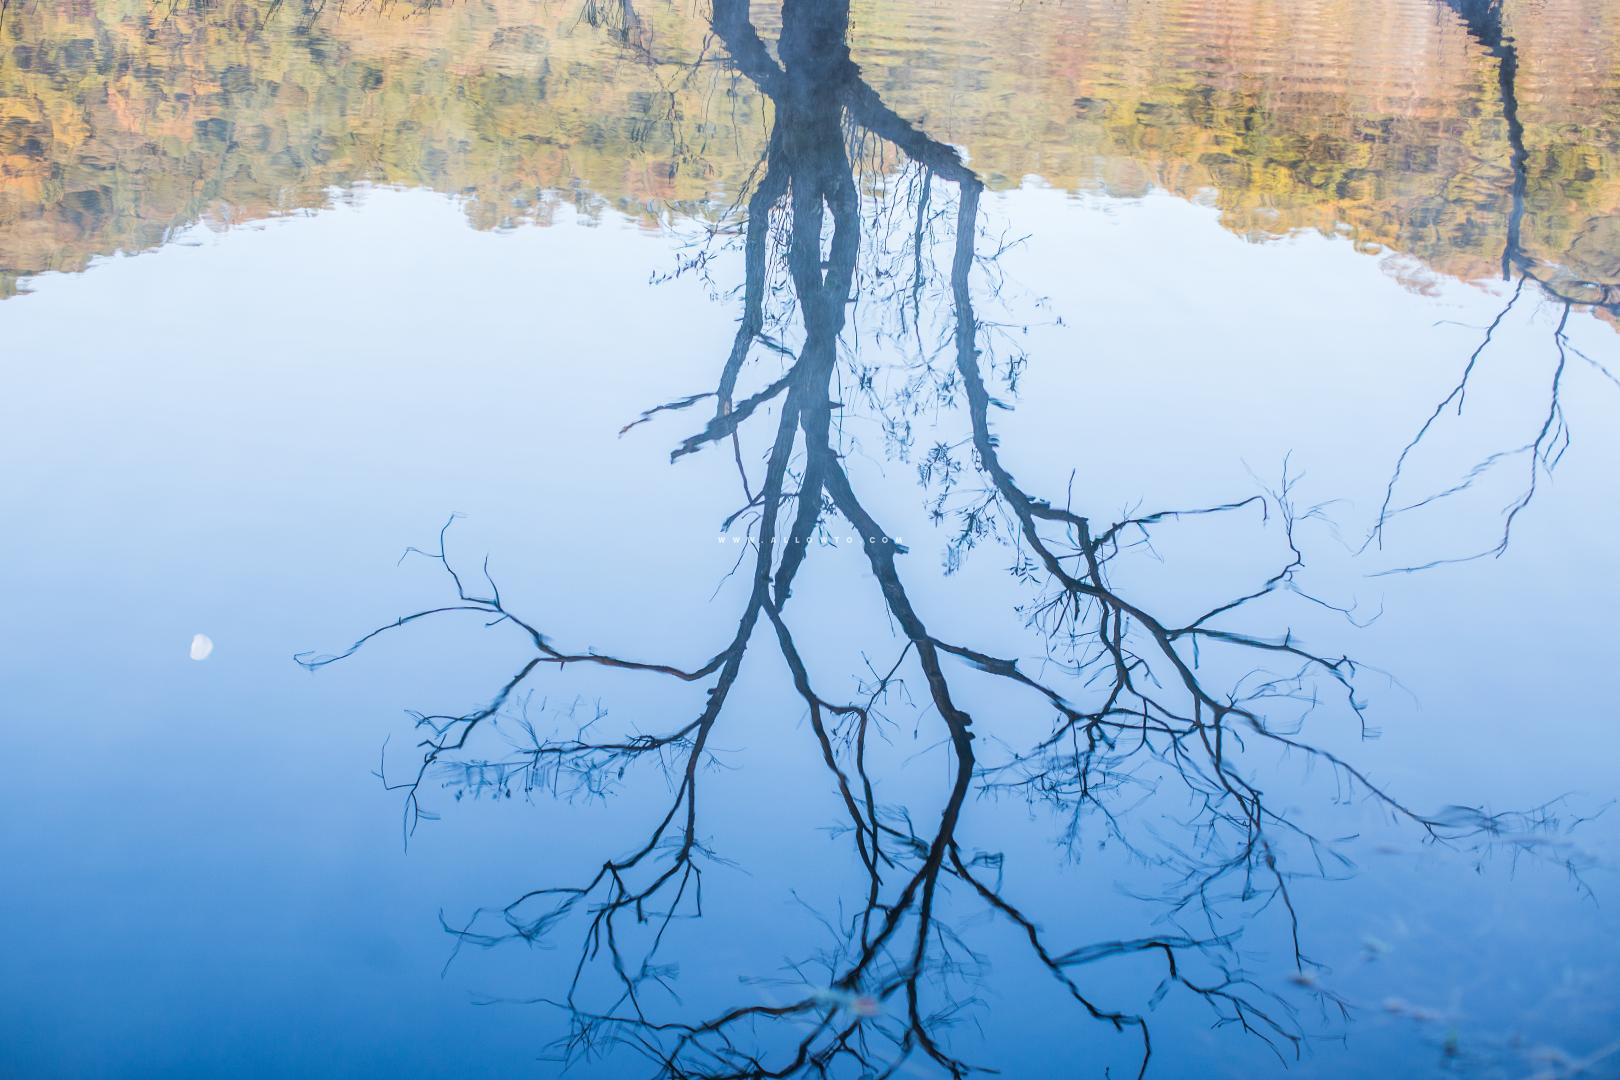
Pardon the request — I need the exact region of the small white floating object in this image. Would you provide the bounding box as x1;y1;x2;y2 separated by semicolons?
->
189;633;214;661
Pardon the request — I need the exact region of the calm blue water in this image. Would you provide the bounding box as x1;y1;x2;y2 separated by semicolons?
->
3;2;1619;1077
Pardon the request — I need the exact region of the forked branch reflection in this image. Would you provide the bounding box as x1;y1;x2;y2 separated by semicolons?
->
1370;0;1620;572
301;2;1594;1076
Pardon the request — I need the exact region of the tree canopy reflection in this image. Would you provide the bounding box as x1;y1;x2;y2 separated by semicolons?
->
5;0;1620;304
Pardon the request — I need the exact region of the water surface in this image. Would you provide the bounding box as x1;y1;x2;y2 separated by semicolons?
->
2;2;1618;1078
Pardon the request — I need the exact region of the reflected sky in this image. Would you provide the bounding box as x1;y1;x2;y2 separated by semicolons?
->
2;1;1619;1078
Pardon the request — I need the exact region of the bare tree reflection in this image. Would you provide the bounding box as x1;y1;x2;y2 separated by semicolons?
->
302;2;1585;1075
1370;0;1620;571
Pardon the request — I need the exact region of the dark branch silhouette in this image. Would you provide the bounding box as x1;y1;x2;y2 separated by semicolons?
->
1368;0;1618;571
301;2;1590;1076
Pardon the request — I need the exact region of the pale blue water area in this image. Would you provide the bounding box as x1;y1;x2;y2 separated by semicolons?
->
3;3;1620;1077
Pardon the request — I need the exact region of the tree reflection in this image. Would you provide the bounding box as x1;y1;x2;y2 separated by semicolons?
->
1370;0;1620;572
302;2;1585;1076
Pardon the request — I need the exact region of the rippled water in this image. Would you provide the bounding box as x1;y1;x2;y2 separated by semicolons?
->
2;2;1618;1078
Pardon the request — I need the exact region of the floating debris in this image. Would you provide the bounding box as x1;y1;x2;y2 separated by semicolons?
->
1382;997;1449;1024
806;986;882;1017
1526;1037;1620;1080
1361;936;1394;961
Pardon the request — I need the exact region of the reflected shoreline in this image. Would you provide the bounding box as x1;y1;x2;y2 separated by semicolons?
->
2;0;1618;314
